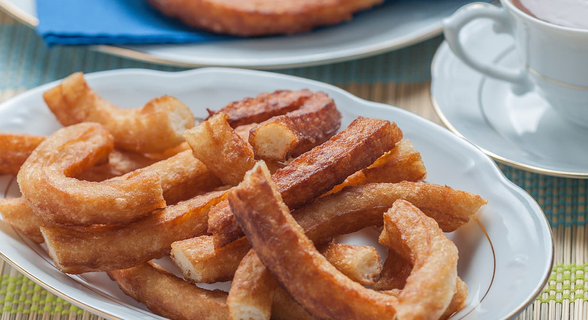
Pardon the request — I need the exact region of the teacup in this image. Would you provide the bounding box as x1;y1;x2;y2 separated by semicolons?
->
443;0;588;128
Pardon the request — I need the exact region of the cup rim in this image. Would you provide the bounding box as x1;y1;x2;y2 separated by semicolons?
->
501;0;588;34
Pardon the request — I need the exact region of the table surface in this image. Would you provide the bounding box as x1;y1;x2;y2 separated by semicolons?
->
0;9;584;320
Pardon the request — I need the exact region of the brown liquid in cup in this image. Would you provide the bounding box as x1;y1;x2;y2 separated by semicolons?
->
510;0;588;30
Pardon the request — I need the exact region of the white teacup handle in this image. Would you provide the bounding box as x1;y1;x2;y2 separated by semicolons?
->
443;2;529;89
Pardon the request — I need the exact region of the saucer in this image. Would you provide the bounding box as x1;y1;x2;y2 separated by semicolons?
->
431;19;588;178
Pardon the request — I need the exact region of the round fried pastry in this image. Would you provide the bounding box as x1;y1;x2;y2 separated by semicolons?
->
379;200;459;320
17;123;165;226
43;72;195;153
146;0;384;36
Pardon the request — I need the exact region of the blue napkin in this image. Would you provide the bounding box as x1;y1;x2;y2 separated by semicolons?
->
36;0;233;46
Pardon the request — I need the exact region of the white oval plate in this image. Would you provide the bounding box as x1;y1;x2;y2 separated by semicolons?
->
431;19;588;178
0;68;552;320
1;0;480;69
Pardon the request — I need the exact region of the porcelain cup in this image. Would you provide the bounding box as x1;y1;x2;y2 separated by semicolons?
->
443;1;588;128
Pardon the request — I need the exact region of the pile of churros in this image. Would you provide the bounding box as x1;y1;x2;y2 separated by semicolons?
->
0;72;487;320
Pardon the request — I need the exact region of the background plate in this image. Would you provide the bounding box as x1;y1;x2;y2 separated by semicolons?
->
0;68;552;320
1;0;479;68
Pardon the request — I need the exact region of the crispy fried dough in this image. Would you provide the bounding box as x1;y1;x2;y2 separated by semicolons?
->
0;133;45;175
4;150;222;243
210;117;402;248
147;0;383;36
373;249;412;291
375;249;467;320
208;90;313;127
81;149;223;204
184;113;256;186
328;140;426;195
171;236;250;284
228;162;398;320
43;72;195;153
144;141;191;161
272;288;316;320
271;244;383;320
319;243;382;286
0;198;45;243
228;250;278;320
379;200;458;320
17;123;166;226
107;261;229;320
249;92;341;161
378;278;468;320
234;123;258;142
229;243;382;320
0;132;158;182
298;182;487;240
173;181;483;284
76;149;158;181
147;150;223;205
41;190;224;274
442;278;468;320
273;117;400;210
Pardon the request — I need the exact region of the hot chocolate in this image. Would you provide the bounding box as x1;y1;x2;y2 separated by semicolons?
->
511;0;588;30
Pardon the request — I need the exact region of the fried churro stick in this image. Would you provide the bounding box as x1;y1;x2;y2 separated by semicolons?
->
108;261;229;320
228;162;398;320
234;123;258;142
298;182;487;239
0;198;45;243
40;190;225;274
379;200;459;320
172;181;484;284
171;236;250;284
148;150;223;205
328;140;426;195
228;250;278;320
0;133;45;175
228;243;382;320
319;243;382;286
272;288;315;320
249;92;341;161
17;123;166;226
184;113;256;186
373;249;412;291
210;117;402;248
43;72;195;153
233;123;287;174
208;90;313;127
442;278;468;320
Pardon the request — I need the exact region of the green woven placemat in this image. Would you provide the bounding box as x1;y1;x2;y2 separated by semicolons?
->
0;10;584;320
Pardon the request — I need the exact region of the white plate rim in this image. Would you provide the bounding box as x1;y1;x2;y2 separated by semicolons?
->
0;0;446;69
430;39;588;179
0;67;554;320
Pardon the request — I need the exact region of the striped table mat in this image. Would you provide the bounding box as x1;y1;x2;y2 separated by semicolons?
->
0;9;585;320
